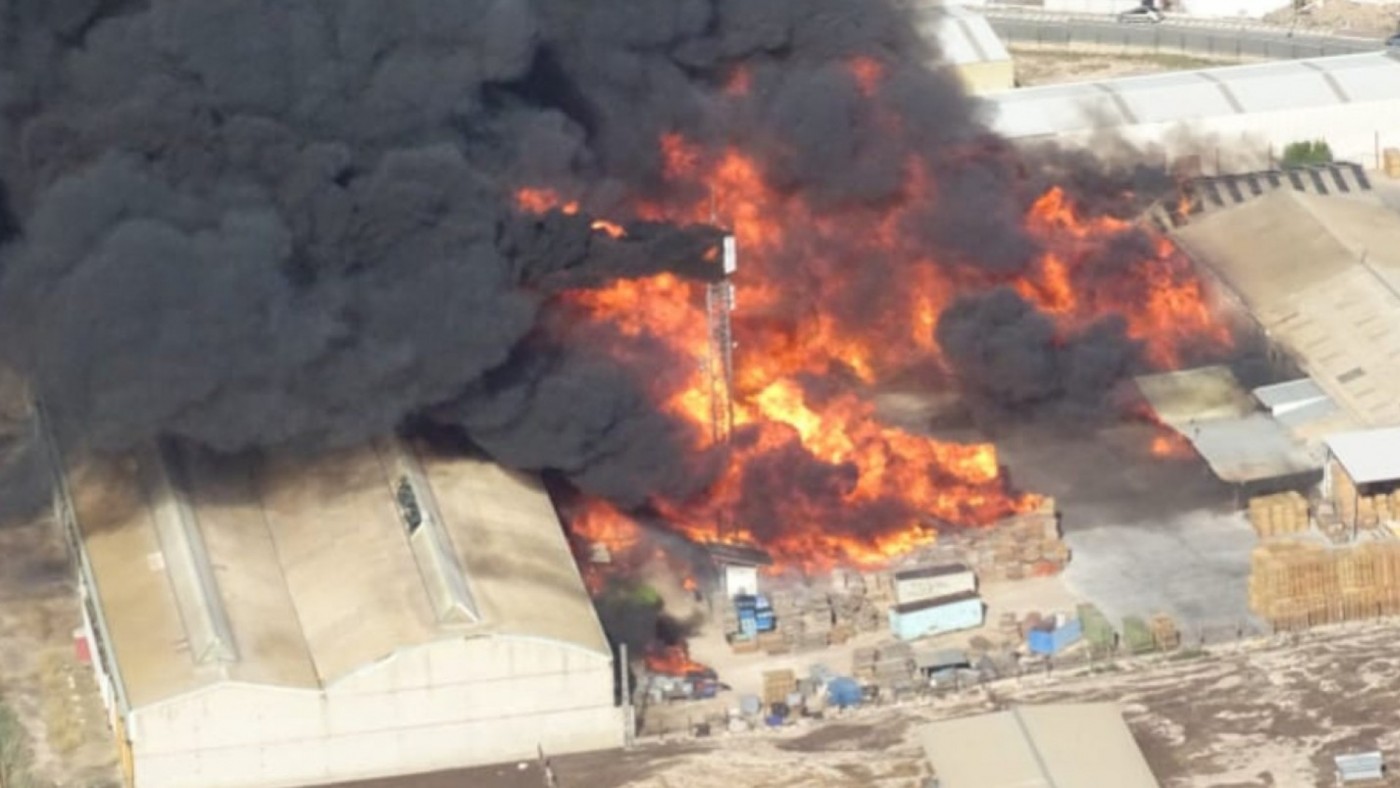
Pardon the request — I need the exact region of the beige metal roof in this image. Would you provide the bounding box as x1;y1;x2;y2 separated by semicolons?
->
1173;189;1400;429
919;703;1160;788
64;436;609;711
1133;365;1255;427
1325;427;1400;485
1133;367;1321;483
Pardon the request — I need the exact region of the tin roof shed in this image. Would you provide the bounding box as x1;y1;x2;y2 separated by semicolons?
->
919;703;1159;788
1325;428;1400;485
1335;751;1384;783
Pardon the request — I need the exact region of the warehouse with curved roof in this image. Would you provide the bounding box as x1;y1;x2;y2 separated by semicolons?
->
44;426;621;788
983;51;1400;166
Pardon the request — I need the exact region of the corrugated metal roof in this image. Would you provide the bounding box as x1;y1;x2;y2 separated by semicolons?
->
1173;190;1400;429
60;432;610;711
1133;366;1256;428
1180;414;1322;483
1336;751;1384;781
908;3;1012;66
1254;379;1328;411
919;703;1159;788
1326;427;1400;485
1134;367;1320;482
985;51;1400;139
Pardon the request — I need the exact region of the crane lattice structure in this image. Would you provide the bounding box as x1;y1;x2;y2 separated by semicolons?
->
705;234;737;541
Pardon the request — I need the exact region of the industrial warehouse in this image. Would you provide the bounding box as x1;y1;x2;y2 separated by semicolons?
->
41;423;622;788
2;2;1400;788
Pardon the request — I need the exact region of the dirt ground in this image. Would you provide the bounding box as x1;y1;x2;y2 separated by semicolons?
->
0;386;121;788
1263;0;1400;37
545;621;1400;787
1010;48;1247;86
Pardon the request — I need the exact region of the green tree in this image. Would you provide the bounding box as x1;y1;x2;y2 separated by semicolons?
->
1280;139;1333;168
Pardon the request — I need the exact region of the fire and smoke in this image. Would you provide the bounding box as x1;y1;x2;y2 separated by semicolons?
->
0;2;1230;571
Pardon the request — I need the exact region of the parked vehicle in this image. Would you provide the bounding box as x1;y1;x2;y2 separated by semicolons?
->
1386;33;1400;48
1118;5;1164;23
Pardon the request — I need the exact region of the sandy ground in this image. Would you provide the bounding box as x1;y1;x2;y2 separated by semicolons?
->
1263;0;1400;37
1009;48;1244;87
526;621;1400;788
0;391;121;787
674;575;1079;699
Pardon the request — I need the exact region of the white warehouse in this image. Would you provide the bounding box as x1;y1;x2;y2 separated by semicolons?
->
44;427;622;788
982;51;1400;169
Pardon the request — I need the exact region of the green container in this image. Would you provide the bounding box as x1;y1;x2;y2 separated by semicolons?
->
1121;616;1155;654
1077;603;1116;652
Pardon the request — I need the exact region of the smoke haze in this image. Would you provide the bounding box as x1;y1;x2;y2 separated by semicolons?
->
0;0;1175;505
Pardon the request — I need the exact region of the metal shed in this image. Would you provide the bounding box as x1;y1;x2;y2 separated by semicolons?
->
1335;751;1384;783
919;703;1159;788
1325;428;1400;486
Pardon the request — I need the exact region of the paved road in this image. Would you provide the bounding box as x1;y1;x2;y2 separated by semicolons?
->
982;5;1386;60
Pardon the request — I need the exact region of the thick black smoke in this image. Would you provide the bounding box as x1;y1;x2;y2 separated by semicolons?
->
936;288;1140;412
0;0;1040;501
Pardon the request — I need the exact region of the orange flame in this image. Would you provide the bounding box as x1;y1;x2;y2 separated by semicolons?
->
847;56;884;97
1150;431;1195;460
644;643;710;676
545;128;1230;573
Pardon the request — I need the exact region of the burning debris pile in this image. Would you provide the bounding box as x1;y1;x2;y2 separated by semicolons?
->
0;2;1232;583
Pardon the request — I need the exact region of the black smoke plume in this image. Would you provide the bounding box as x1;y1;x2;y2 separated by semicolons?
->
0;0;1144;506
936;288;1140;413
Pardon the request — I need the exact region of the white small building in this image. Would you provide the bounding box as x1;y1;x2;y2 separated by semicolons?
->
893;563;977;606
704;542;773;598
45;428;623;788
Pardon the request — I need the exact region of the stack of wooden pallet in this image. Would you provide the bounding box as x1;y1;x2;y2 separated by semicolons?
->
1384;148;1400;179
911;498;1067;582
1149;613;1180;651
1247;492;1309;538
1248;541;1400;630
762;669;797;706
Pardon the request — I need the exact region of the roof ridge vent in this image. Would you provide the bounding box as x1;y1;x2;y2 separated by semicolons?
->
384;440;480;626
145;440;239;665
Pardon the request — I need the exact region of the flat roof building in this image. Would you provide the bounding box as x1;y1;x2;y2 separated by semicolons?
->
919;703;1159;787
42;422;622;788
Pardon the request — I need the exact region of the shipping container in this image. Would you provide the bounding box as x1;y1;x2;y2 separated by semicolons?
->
1121;616;1155;654
892;563;976;605
1027;618;1083;655
1076;603;1116;654
887;591;984;640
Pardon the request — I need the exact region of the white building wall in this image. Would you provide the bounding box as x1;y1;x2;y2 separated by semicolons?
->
127;636;622;788
990;100;1400;171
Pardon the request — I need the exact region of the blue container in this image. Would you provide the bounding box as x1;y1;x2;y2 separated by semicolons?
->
827;677;863;708
735;594;757;612
755;610;776;632
739;617;758;637
1028;618;1083;655
888;595;984;641
754;593;771;611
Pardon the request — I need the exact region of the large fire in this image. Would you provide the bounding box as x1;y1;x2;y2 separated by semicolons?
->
515;61;1232;576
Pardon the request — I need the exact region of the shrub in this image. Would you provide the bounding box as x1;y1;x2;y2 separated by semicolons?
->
1280;139;1333;168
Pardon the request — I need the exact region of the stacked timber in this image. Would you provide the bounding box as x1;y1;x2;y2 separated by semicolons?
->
1350;491;1400;529
1385;148;1400;179
852;647;878;681
1149;614;1180;651
910;498;1067;582
1247;492;1310;538
762;669;797;706
1249;541;1400;630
